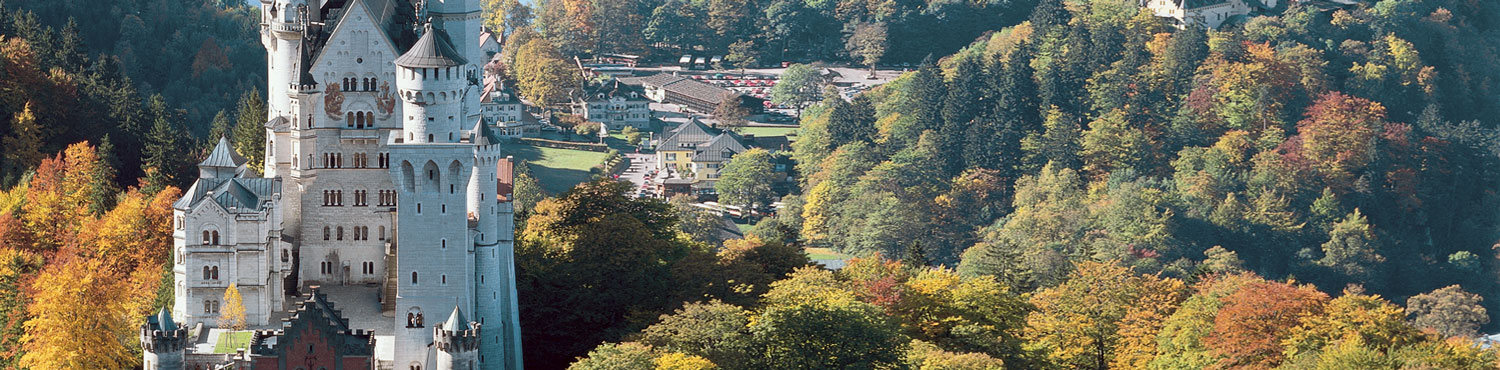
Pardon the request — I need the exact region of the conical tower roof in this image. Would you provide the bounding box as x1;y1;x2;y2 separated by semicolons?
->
442;306;468;331
156;307;176;331
395;23;467;68
199;136;247;169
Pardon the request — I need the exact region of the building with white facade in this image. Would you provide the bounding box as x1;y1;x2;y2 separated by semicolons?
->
1141;0;1276;29
152;0;522;369
573;78;652;130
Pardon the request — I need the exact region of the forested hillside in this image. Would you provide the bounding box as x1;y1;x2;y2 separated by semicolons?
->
560;0;1500;368
0;0;266;189
786;0;1500;309
485;0;1037;63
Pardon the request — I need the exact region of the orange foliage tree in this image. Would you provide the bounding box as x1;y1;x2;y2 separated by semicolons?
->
1204;280;1329;369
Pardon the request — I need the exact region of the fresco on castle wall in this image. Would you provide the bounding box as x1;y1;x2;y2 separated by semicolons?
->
325;83;345;120
377;81;397;118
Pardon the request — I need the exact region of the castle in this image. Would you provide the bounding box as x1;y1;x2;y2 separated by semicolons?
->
144;0;522;368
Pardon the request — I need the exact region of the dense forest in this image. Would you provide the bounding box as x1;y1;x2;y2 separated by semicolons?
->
0;0;266;189
484;0;1036;64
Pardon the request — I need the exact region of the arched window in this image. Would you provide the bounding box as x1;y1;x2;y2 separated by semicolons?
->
202;230;211;245
324;226;330;240
347;112;354;127
441;274;446;284
337;226;344;240
411;271;418;285
211;266;219;280
211;231;220;245
203;266;211;280
379;226;386;240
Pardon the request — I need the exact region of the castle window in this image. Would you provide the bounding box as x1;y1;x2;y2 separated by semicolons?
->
282;249;289;263
211;266;219;280
202;230;211;245
441;274;446;284
203;266;211;280
379;226;386;240
411;271;418;285
324;226;330;240
337;226;344;240
211;231;220;245
441;239;446;249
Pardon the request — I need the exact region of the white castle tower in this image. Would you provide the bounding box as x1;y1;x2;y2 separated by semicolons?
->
389;20;521;369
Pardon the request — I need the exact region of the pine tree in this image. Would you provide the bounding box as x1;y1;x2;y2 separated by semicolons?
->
142;95;187;193
232;89;267;175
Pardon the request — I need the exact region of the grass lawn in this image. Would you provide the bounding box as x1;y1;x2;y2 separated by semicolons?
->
741;126;798;138
214;331;253;353
508;144;608;194
805;247;851;261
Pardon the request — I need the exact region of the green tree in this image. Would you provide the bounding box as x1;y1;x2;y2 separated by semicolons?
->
517;179;686;368
1317;209;1385;288
639;301;753;365
826;96;876;148
232;89;267;175
770;64;824;112
716;148;776;211
142;95;190;193
725;39;758;73
749;269;906;369
568;342;657;370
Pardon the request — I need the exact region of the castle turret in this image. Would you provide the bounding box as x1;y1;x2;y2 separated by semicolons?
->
141;308;187;370
395;23;469;144
434;306;481;370
261;0;308;119
425;0;483;122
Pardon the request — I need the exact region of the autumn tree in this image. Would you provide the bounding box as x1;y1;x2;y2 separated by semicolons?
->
1405;285;1488;338
1204;281;1329;369
20;258;135;369
1026;261;1180;370
1297;92;1387;188
219;283;246;330
713;94;749;132
513;38;578;109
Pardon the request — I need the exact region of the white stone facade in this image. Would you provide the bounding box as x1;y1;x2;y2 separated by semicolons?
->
1141;0;1257;29
169;0;522;369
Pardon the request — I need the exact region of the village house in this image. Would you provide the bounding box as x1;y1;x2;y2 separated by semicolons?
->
572;78;652;130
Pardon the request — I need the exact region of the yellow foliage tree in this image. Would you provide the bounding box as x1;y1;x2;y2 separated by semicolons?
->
654;351;718;370
219;283;246;330
20;258;135;370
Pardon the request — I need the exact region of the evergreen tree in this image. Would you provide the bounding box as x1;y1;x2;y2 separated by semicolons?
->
142;95;189;192
826;96;876;148
232;89;267;175
939;55;987;175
